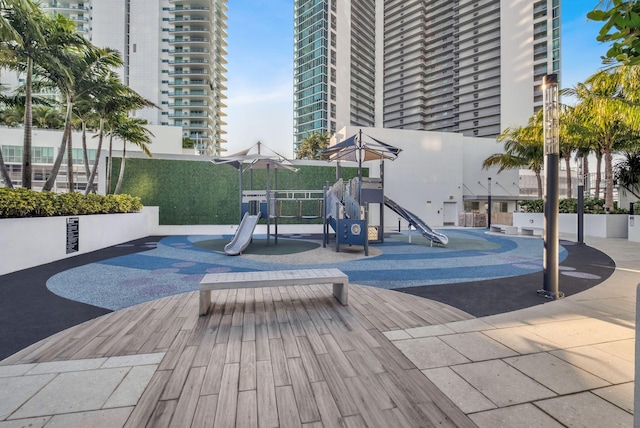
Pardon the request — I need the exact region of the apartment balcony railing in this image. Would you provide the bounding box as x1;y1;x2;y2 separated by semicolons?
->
168;48;209;54
168;101;209;107
168;91;210;97
168;17;210;23
168;70;209;76
42;4;89;11
169;27;210;33
168;113;208;118
168;59;209;65
168;38;209;44
168;6;210;12
169;80;209;86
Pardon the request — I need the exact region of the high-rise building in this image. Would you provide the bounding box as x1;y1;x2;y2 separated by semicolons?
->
38;0;229;156
293;0;560;150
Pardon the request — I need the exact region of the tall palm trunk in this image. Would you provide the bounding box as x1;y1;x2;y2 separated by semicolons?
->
66;98;74;192
114;141;126;194
67;129;74;191
0;148;14;188
564;153;572;199
583;154;590;197
106;133;114;194
81;121;91;180
85;118;104;195
594;151;603;199
42;95;73;191
535;168;543;199
22;57;33;189
603;145;614;211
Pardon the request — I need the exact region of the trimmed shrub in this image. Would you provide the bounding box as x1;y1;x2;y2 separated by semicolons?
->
519;197;628;214
0;188;143;218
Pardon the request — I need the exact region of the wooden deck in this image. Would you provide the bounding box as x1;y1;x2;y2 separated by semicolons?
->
2;283;477;427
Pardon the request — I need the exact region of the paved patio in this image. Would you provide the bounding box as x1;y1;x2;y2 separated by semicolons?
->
0;233;637;427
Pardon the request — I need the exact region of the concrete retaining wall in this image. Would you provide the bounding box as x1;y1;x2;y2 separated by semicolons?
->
513;213;629;238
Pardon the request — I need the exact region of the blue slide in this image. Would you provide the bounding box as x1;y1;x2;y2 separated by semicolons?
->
384;196;448;245
224;212;262;255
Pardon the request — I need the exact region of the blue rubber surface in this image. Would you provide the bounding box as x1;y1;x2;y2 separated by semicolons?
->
46;229;570;311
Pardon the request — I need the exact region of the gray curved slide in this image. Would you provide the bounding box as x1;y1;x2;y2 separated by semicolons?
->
224;212;262;255
384;196;448;245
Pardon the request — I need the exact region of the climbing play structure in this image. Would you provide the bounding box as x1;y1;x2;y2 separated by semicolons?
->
213;135;448;255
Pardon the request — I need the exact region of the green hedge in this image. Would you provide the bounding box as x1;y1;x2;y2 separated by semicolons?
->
519;198;628;214
110;157;364;225
0;188;142;218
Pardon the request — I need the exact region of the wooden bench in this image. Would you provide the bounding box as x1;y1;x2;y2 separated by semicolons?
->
199;268;349;316
520;226;543;236
489;224;518;235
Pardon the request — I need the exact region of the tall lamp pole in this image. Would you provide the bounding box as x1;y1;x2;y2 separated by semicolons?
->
487;177;492;229
540;74;563;300
577;153;584;245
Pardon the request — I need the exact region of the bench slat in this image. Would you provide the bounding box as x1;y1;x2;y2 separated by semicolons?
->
199;268;348;316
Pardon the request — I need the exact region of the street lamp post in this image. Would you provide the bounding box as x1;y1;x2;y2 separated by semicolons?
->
487;177;492;229
577;153;584;245
540;74;563;300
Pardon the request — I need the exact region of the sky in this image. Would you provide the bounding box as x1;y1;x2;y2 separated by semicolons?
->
224;1;612;158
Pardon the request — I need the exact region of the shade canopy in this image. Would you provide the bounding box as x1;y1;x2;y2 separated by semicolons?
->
211;141;298;172
322;132;402;162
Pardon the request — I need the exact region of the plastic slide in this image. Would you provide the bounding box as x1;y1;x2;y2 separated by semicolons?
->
384;196;448;245
224;212;262;255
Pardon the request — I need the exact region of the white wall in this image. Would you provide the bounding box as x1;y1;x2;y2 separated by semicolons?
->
513;212;629;239
334;126;517;228
0;125;183;156
0;212;150;276
500;0;536;130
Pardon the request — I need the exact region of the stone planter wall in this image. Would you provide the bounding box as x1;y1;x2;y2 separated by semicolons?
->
513;213;629;239
0;210;152;276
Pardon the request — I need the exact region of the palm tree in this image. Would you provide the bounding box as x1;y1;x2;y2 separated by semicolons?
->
40;44;122;192
615;149;640;200
564;65;640;210
32;105;63;129
296;132;330;160
103;89;155;194
84;74;155;194
483;114;545;198
0;0;40;46
110;116;154;194
73;98;99;181
0;2;46;189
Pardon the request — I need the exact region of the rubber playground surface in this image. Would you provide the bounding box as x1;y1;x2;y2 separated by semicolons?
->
0;228;615;360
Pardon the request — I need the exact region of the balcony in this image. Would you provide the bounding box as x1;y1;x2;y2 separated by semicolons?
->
168;101;209;107
168;59;209;65
169;80;209;87
169;27;210;34
169;17;211;23
168;112;208;118
168;70;209;76
168;6;210;12
168;48;210;55
168;38;210;44
168;91;210;97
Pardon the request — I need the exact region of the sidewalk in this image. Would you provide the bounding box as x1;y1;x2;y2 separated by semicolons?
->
384;234;637;427
0;234;636;427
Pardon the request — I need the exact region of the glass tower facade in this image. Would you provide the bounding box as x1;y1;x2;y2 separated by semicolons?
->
293;0;329;151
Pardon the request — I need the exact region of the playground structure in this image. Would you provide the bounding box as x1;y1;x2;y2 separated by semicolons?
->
215;136;448;255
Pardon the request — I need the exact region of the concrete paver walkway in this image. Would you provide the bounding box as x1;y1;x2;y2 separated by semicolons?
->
384;234;637;427
0;233;636;427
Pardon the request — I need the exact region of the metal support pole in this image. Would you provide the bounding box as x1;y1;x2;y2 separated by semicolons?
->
577;153;584;245
266;163;270;247
487;177;492;229
540;74;563;300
